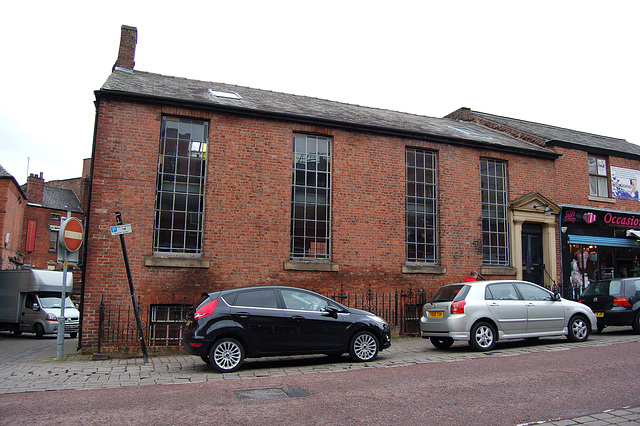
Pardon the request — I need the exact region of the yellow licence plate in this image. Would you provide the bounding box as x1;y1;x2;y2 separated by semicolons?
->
186;320;192;326
429;311;444;318
595;312;604;317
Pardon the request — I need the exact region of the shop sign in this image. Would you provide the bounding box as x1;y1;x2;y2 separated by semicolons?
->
25;220;37;252
563;207;640;229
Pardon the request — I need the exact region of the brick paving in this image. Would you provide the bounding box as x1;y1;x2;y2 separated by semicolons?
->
0;331;638;424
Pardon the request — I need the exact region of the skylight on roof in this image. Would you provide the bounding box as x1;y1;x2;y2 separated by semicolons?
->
448;125;493;140
208;89;242;100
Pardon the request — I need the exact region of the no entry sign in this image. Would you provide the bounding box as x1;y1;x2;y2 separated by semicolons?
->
60;217;84;252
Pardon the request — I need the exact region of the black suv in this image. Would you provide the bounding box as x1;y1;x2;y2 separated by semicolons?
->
580;278;640;333
183;286;391;372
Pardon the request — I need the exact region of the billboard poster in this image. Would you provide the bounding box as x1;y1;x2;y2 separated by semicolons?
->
611;166;639;201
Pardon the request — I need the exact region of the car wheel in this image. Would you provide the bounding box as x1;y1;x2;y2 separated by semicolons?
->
567;315;590;342
349;331;379;362
430;337;454;349
596;323;605;334
34;323;45;339
632;311;640;334
209;338;245;373
69;332;77;339
469;322;496;351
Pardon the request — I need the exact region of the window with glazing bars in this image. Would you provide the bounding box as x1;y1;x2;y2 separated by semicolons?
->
406;148;438;263
290;134;331;259
481;158;509;265
153;116;208;255
148;304;189;346
588;155;609;197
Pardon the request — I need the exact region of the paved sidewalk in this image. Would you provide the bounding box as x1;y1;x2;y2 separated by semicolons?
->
1;332;639;425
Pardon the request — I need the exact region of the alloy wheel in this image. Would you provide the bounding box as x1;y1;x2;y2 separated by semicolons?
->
211;339;244;372
350;331;379;361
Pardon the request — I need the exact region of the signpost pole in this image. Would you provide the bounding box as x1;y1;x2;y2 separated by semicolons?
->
56;212;70;359
115;211;148;363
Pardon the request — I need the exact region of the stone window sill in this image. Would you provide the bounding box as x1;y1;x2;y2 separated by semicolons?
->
284;260;339;272
588;196;616;204
144;256;210;268
402;264;446;274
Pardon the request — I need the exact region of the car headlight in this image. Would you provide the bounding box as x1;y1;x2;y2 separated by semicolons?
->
367;315;387;325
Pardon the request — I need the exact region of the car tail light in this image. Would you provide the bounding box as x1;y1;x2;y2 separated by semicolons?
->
613;297;631;307
451;300;466;315
194;299;218;320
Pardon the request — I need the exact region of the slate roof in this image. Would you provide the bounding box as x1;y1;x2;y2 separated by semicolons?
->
42;186;83;213
0;164;27;199
469;110;640;158
99;70;558;159
19;184;83;214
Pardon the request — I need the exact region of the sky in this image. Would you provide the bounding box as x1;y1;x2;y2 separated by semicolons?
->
1;1;639;186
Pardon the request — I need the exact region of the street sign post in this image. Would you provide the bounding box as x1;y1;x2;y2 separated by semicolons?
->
112;212;148;363
57;215;83;359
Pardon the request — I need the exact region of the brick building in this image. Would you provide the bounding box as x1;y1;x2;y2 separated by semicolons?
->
447;108;640;299
21;172;84;278
81;25;640;353
0;163;87;296
0;165;26;270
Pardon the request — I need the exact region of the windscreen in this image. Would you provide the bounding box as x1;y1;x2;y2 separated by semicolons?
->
583;280;622;297
430;284;467;303
39;296;76;309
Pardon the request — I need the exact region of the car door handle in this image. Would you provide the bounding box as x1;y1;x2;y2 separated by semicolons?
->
235;312;251;319
291;315;305;321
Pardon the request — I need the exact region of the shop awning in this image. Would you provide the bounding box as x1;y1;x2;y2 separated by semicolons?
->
626;230;640;239
568;234;640;247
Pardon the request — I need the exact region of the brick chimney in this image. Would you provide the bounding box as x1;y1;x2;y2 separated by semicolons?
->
113;25;137;71
26;172;45;205
445;107;472;122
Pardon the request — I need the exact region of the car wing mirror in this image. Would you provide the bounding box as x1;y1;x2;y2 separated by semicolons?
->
553;293;561;301
323;305;339;318
32;303;40;311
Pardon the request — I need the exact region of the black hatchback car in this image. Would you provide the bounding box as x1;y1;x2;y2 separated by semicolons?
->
580;278;640;334
183;286;391;372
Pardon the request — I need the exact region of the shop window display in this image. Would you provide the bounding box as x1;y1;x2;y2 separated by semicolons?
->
570;244;640;300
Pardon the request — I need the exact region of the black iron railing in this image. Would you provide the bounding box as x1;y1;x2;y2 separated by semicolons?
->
96;285;431;349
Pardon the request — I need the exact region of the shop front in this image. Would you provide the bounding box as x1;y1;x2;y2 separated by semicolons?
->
561;206;640;300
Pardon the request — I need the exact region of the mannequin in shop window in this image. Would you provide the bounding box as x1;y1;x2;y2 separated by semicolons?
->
570;258;582;300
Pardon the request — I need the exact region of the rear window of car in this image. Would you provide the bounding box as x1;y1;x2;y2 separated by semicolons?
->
584;280;623;297
430;284;468;302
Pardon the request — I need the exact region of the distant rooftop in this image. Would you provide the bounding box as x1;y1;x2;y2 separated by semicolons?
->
449;108;640;159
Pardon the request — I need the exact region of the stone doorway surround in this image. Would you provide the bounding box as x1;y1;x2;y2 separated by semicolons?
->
509;192;560;288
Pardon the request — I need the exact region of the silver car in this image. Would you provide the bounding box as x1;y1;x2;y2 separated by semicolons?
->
420;280;597;351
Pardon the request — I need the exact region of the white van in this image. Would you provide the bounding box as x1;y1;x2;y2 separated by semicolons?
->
0;269;79;338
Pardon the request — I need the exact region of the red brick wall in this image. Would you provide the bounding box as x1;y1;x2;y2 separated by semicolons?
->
20;205;83;272
83;97;565;351
0;179;25;269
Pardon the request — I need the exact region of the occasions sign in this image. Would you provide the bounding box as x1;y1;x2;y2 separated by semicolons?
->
563;208;640;229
